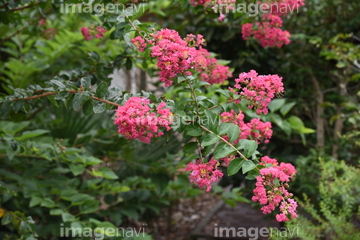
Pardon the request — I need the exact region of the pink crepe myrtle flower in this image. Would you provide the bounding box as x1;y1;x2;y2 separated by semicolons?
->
230;70;284;115
38;18;46;26
218;13;225;22
241;14;291;48
186;158;223;191
131;29;232;87
252;156;298;222
132;36;147;52
81;26;106;41
114;96;172;143
81;27;92;40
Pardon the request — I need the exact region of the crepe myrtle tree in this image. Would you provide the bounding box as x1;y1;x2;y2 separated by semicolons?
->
0;1;307;237
1;30;297;222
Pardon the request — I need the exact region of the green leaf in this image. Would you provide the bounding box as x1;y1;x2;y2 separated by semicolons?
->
82;100;93;115
185;124;202;136
213;143;235;159
79;200;99;214
55;91;70;100
29;196;42;207
228;124;240;142
62;213;77;222
1;214;12;225
242;161;256;174
227;158;244;176
88;51;100;61
280;102;296;116
0;121;29;135
287;116;304;129
125;58;132;70
83;156;103;165
121;209;138;220
201;133;218;147
80;77;91;89
268;99;286;112
15;129;49;141
50;209;64;215
96;82;108;98
94;222;117;236
299;127;316;134
218;123;233;135
245;169;260;180
91;167;118;179
19;221;28;234
183;142;198;153
110;28;125;39
93;102;106;113
72;93;85;111
70;194;94;205
40;198;56;208
239;139;258;158
25;235;36;240
51;79;66;90
12;99;24;113
215;89;230;98
183;154;201;163
69;164;85;176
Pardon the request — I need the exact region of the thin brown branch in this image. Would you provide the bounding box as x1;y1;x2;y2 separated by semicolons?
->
91;95;121;107
0;2;9;9
11;90;121;107
187;80;200;116
0;26;27;45
208;99;237;110
9;2;41;12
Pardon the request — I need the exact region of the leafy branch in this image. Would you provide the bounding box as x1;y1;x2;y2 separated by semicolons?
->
199;124;249;161
10;90;121;107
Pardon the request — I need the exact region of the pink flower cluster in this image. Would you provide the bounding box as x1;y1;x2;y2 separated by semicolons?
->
114;96;172;143
242;0;305;47
185;158;223;191
252;156;297;222
131;29;232;87
241;14;291;48
198;49;233;84
131;36;147;52
221;110;273;144
231;70;284;115
81;26;106;41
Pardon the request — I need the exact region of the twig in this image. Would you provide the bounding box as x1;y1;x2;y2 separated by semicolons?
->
0;2;9;9
199;124;249;161
125;15;138;31
187;79;200;117
10;90;121;107
208;98;237;110
0;26;27;45
9;2;41;12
